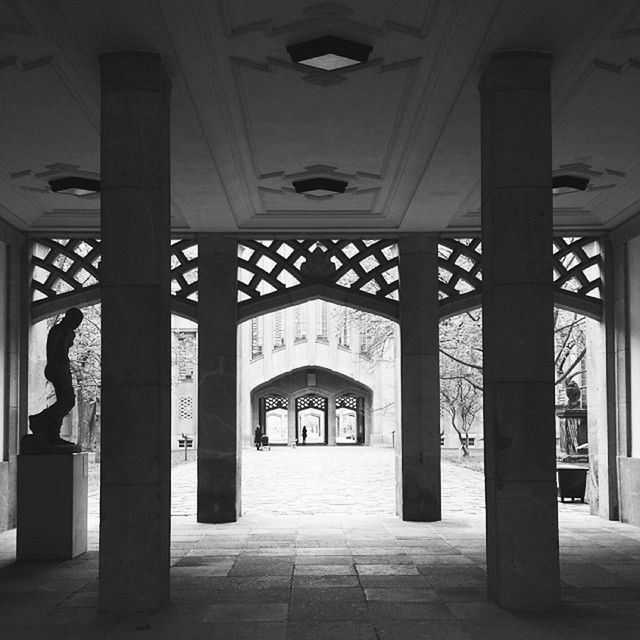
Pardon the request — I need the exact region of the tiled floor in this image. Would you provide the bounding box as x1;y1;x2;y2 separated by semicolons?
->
2;447;640;639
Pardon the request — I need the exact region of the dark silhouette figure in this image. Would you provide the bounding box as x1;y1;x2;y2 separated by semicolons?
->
254;425;262;450
29;308;84;447
302;425;307;445
565;380;581;408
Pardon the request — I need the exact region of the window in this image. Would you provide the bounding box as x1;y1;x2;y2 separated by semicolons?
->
316;301;328;341
251;317;263;358
338;311;350;349
359;328;373;356
295;306;307;342
178;396;193;420
273;311;285;349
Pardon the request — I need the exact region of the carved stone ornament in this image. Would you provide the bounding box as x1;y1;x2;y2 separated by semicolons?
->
299;248;336;283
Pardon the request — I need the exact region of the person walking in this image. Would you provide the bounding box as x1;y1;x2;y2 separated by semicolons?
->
302;425;307;445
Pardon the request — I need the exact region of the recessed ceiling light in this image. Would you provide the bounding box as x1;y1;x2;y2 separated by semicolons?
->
286;36;372;71
49;177;101;197
552;175;589;195
293;177;348;196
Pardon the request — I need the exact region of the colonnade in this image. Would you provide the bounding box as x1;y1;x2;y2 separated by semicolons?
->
97;50;560;611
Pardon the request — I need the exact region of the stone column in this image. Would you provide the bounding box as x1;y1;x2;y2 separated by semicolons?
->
397;235;441;521
586;237;619;519
480;50;559;610
0;235;28;533
197;234;239;523
327;396;336;445
287;394;296;445
99;51;171;612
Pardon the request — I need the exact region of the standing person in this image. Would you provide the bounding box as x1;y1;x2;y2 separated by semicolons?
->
254;424;262;450
28;307;84;447
302;425;307;445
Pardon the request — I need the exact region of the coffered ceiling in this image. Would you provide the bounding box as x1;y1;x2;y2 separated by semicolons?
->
1;0;639;235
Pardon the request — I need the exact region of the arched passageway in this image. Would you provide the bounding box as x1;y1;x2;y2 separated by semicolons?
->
251;366;374;447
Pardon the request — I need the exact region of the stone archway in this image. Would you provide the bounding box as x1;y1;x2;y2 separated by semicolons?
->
251;367;374;447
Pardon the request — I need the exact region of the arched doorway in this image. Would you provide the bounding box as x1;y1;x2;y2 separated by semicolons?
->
259;395;288;444
296;394;328;444
335;394;365;444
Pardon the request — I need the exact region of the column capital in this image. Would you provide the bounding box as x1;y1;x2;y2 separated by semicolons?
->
479;49;552;95
99;50;171;94
198;233;238;257
398;234;438;257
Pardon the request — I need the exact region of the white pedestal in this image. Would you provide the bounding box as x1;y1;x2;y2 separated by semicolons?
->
17;453;88;560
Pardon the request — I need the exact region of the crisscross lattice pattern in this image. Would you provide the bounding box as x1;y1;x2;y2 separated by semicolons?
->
30;236;603;321
438;238;482;303
264;395;288;411
437;237;603;316
32;239;101;301
553;237;602;300
336;395;359;410
170;239;199;303
296;394;328;411
31;238;200;318
237;239;399;302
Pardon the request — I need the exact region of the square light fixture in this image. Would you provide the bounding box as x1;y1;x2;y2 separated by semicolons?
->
293;177;348;196
49;176;101;197
286;35;372;71
552;175;589;195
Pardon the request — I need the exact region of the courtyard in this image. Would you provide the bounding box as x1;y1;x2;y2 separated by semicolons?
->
2;447;640;639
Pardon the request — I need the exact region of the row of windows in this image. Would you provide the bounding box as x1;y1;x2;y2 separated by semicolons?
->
250;303;372;359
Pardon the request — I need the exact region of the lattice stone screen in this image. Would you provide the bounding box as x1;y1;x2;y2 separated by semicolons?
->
553;237;602;300
264;395;288;411
31;238;200;320
336;395;359;410
437;236;603;318
30;236;604;321
438;238;483;302
178;396;194;420
32;239;100;301
238;238;399;294
296;394;328;411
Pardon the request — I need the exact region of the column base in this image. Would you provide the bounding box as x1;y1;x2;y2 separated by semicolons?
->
197;455;240;523
486;479;559;610
397;454;441;522
17;453;88;560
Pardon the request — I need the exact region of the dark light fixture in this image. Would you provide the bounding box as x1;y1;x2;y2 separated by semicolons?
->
552;175;589;195
286;35;372;71
293;177;348;196
49;177;101;197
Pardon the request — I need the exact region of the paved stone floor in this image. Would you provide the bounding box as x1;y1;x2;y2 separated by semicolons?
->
2;447;640;639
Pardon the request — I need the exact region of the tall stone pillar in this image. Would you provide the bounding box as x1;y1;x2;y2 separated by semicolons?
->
397;235;441;521
197;235;239;523
99;51;171;612
480;51;559;609
327;397;336;445
287;393;296;445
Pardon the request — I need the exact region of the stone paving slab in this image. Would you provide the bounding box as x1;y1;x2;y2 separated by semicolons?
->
2;447;640;639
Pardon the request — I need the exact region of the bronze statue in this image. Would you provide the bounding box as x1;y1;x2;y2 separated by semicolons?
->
28;308;84;450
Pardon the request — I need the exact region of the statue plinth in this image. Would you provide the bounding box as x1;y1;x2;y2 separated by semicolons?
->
21;434;81;455
17;452;88;559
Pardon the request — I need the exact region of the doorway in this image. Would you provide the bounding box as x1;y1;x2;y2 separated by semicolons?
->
335;394;365;444
296;394;328;444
